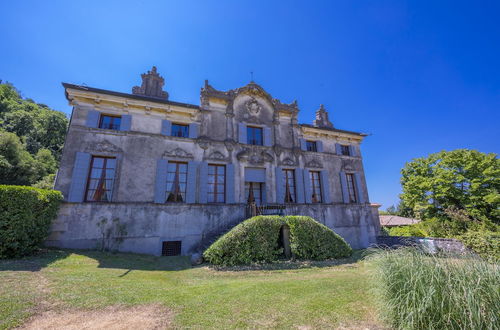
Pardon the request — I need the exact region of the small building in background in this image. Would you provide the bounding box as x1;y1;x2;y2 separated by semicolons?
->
379;215;420;227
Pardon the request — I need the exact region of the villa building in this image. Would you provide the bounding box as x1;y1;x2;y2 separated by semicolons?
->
47;67;380;256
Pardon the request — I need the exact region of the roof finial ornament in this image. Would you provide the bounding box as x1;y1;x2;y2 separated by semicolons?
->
250;70;254;83
313;104;334;128
132;66;169;100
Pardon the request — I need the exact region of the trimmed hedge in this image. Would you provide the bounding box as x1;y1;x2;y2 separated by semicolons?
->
0;185;62;258
203;215;352;266
287;216;352;260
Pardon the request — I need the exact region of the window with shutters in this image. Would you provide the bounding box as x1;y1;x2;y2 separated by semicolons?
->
282;169;296;203
166;161;188;203
99;115;121;130
171;124;189;138
341;145;351;156
208;164;225;203
309;171;323;203
306;141;318;152
247;126;263;145
85;156;116;202
162;241;182;256
346;173;358;203
245;182;263;205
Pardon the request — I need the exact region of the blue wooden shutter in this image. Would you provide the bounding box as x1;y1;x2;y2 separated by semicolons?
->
295;168;305;203
349;145;356;157
186;161;198;203
320;170;331;203
225;164;235;203
339;171;349;203
354;172;365;203
154;159;168;203
189;123;199;139
161;120;171;136
199;162;208;203
68;152;91;202
299;138;307;151
238;123;247;143
86;110;100;128
316;141;324;152
335;143;342;155
263;127;272;146
275;167;284;203
262;184;267;204
303;169;312;203
120;114;132;131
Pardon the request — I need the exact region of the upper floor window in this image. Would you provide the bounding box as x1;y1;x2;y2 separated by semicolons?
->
306;141;318;152
85;156;116;202
99;115;121;130
346;173;357;203
247;126;263;145
283;169;296;203
166;161;188;202
309;171;323;203
208;164;226;203
171;124;189;138
341;145;351;156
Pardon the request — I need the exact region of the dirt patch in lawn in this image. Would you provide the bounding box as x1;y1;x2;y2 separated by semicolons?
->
19;304;173;330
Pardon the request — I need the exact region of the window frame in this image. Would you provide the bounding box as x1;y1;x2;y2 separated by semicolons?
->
283;169;297;203
309;170;323;203
341;144;351;156
165;161;188;203
245;182;264;205
306;140;318;152
247;126;264;146
346;173;358;203
171;123;190;138
84;155;117;202
98;114;122;130
208;164;226;203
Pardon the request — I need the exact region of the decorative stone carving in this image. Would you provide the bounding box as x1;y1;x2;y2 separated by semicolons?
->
196;137;210;150
313;104;334;128
132;66;169;100
305;159;323;168
206;151;226;161
281;157;296;166
236;148;274;165
163;148;193;159
85;141;123;153
245;98;261;115
342;159;356;171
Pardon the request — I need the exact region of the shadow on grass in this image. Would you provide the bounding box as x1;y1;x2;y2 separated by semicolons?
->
0;249;71;272
209;249;368;272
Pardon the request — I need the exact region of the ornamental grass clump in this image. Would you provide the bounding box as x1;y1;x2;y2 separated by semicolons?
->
368;248;500;330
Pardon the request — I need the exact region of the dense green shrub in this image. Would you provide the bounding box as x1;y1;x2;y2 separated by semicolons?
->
203;215;352;266
286;216;352;260
369;248;499;330
203;216;285;266
388;224;428;237
460;230;499;262
0;185;62;258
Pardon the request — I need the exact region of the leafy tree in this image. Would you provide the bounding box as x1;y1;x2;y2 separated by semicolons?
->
399;149;499;229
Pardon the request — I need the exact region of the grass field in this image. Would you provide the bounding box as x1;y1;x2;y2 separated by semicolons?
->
0;249;381;329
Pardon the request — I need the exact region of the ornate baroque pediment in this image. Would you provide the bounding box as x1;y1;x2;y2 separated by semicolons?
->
85;141;123;153
205;151;229;161
236;147;274;165
305;159;323;168
280;157;296;166
163;147;193;159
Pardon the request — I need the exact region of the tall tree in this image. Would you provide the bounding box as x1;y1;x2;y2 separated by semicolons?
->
400;149;499;225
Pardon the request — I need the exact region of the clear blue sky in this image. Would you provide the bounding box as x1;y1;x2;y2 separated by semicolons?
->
1;0;499;209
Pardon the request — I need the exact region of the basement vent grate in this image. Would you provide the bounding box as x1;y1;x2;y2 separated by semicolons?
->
162;241;182;256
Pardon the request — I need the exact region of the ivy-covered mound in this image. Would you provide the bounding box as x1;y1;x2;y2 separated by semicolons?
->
203;215;352;266
0;185;62;258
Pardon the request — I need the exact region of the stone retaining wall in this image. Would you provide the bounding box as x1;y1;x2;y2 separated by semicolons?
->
376;235;468;254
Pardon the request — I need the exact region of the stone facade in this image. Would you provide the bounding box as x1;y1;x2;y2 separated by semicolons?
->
48;67;380;256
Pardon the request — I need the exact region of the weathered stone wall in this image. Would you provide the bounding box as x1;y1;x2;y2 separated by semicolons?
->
376;236;468;254
46;202;379;255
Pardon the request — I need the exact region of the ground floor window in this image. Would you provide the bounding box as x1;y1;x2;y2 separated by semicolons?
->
309;171;323;203
283;169;296;203
166;161;187;202
162;241;181;256
245;182;263;205
85;156;116;202
208;164;225;203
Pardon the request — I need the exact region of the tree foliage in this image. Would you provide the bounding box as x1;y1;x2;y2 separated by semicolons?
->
399;149;499;230
0;82;68;186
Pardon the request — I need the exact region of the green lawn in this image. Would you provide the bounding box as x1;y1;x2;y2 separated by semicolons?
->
0;249;381;329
